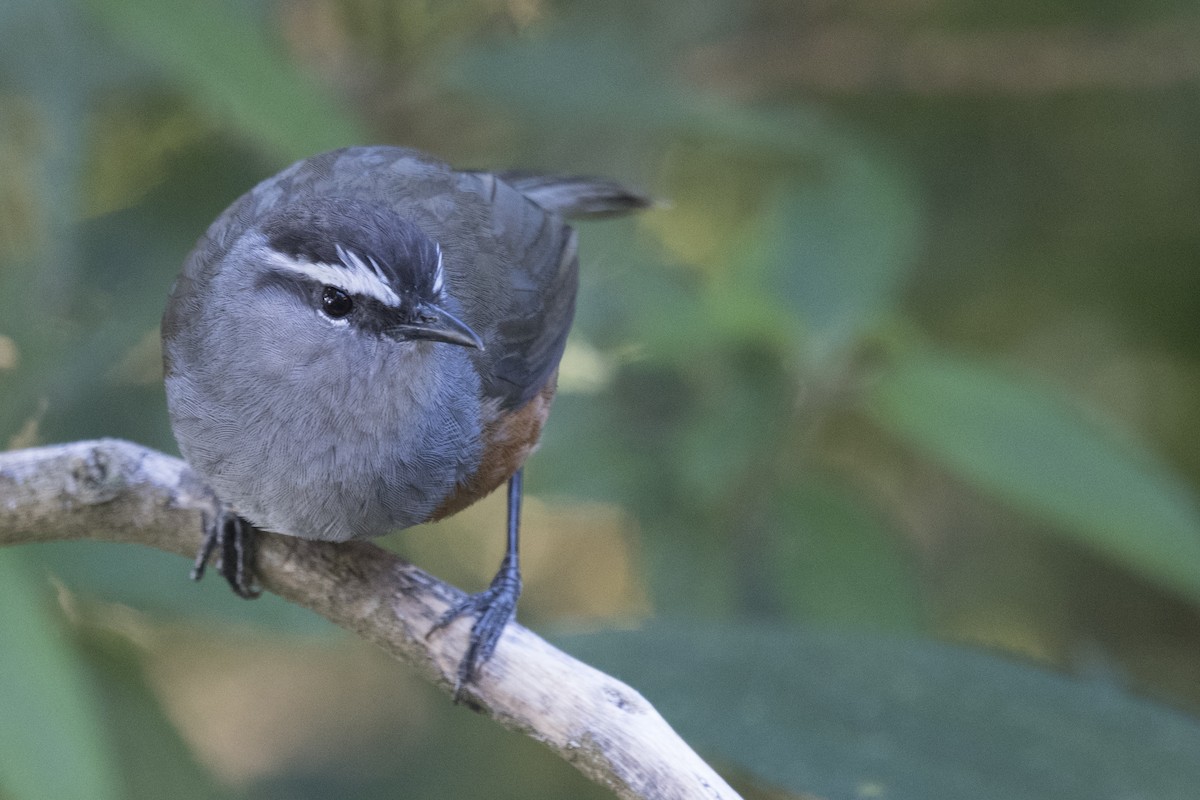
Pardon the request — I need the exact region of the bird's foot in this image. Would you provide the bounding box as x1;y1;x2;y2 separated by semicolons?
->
191;507;261;599
428;556;522;696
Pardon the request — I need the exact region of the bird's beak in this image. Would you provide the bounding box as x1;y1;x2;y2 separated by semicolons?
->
388;303;485;350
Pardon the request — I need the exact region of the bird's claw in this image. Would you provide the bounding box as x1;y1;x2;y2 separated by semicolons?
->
429;559;522;695
192;508;261;599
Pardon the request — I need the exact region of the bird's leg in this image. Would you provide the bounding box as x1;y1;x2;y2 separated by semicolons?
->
429;469;524;693
191;506;262;599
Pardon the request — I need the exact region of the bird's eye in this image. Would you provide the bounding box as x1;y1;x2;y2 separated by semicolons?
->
321;286;354;318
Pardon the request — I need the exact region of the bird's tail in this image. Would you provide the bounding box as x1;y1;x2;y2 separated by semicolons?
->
497;172;654;220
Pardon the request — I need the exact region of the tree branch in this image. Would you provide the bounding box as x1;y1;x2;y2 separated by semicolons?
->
0;439;740;800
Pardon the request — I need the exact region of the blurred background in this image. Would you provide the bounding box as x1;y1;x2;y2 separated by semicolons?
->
3;1;1200;798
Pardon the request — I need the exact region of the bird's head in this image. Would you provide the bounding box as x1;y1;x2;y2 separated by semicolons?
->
246;197;484;351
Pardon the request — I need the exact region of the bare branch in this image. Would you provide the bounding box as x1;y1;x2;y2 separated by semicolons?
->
0;439;741;800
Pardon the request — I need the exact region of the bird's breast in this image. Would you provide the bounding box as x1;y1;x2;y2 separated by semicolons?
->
299;342;485;539
181;339;486;542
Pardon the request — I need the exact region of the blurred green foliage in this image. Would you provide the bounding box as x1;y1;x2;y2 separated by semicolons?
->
563;622;1200;800
3;0;1200;798
0;552;121;800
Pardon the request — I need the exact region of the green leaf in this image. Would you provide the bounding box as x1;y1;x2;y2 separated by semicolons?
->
0;551;122;800
445;23;678;131
79;629;239;800
766;480;924;631
26;541;335;635
442;16;834;159
560;622;1200;800
867;351;1200;603
85;0;364;159
754;153;921;359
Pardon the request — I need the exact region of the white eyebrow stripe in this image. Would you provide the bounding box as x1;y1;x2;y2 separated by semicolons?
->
336;243;386;281
264;249;400;307
432;243;445;295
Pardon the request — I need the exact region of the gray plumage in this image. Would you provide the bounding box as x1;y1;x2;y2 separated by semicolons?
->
163;145;648;542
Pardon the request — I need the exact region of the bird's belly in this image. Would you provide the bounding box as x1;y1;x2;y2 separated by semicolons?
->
200;423;467;542
279;462;447;541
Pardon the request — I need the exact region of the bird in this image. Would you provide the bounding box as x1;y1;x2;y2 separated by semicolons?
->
162;145;649;688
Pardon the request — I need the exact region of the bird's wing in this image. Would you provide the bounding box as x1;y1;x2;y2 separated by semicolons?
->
468;169;652;407
443;169;581;410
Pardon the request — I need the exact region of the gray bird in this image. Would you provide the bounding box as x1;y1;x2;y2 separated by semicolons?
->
163;145;648;686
